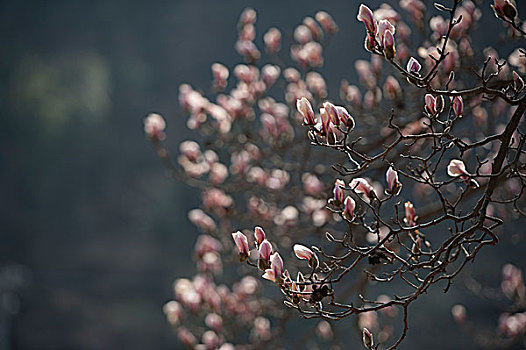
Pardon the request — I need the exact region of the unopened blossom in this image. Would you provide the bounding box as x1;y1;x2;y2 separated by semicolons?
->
303;17;323;40
447;159;468;177
232;231;250;258
404;201;417;226
424;94;436;115
269;252;284;282
258;239;272;261
319;107;330;134
261;64;280;87
296;97;316;125
350;178;375;198
407;57;421;74
323;101;340;125
357;4;377;34
451;304;467;325
315;11;338;34
383;29;396;60
144;113;166;141
333;179;346;204
383;76;401;100
335;105;354;129
188;209;216;232
163;300;184;325
343;196;356;221
254;226;266;246
377;20;395;47
294;24;312;44
293;244;314;261
202;330;220;349
263;27;281;53
211;63;229;89
452;95;464;117
362;328;374;348
385;166;402;195
177;327;197;348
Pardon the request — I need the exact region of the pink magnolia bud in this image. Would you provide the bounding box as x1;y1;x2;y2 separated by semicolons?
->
296;97;316;125
239;8;256;25
315;11;338;34
383;30;396;60
404;201;417;226
211;63;229;89
451;304;467;325
377;20;395;48
261;64;280;87
254;226;266;246
447;159;468;177
303;17;323;40
263;27;281;53
144;113;166;141
231;231;250;257
343;196;356;221
452;95;464;117
202;330;220;349
259;239;272;261
323;101;339;125
333;179;346;204
412;236;421;255
205;313;223;331
294;24;312;44
335;106;354;129
350;178;374;198
177;327;197;347
293;244;314;261
270;252;284;281
163;300;184;325
319;107;330;134
385;166;402;195
362;328;374;348
407;57;422;74
424;94;436;115
357;4;377;34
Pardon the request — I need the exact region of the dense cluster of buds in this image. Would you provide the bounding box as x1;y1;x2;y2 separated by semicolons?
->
147;1;526;348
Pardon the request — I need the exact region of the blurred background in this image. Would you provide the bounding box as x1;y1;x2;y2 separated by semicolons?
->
0;0;524;349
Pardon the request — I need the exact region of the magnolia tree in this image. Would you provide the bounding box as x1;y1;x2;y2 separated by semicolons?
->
146;0;526;348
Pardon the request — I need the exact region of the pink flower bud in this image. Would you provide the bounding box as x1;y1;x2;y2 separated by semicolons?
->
177;327;197;347
163;301;184;325
350;178;374;198
383;30;396;60
335;106;354;129
293;244;314;261
362;328;374;348
211;63;229;89
404;201;417;226
296;97;316;125
357;4;377;34
343;196;356;221
231;231;250;257
303;17;323;40
377;20;395;48
323;101;339;125
424;94;436;115
452;95;464;117
315;11;338;34
258;239;272;261
385;166;402;195
263;27;281;53
451;304;467;325
407;57;422;74
319;107;330;134
254;226;266;246
333;179;346;204
270;252;284;280
447;159;468;177
144;113;166;141
205;313;223;331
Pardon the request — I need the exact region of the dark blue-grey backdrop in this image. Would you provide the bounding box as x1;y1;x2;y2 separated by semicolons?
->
1;0;524;349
